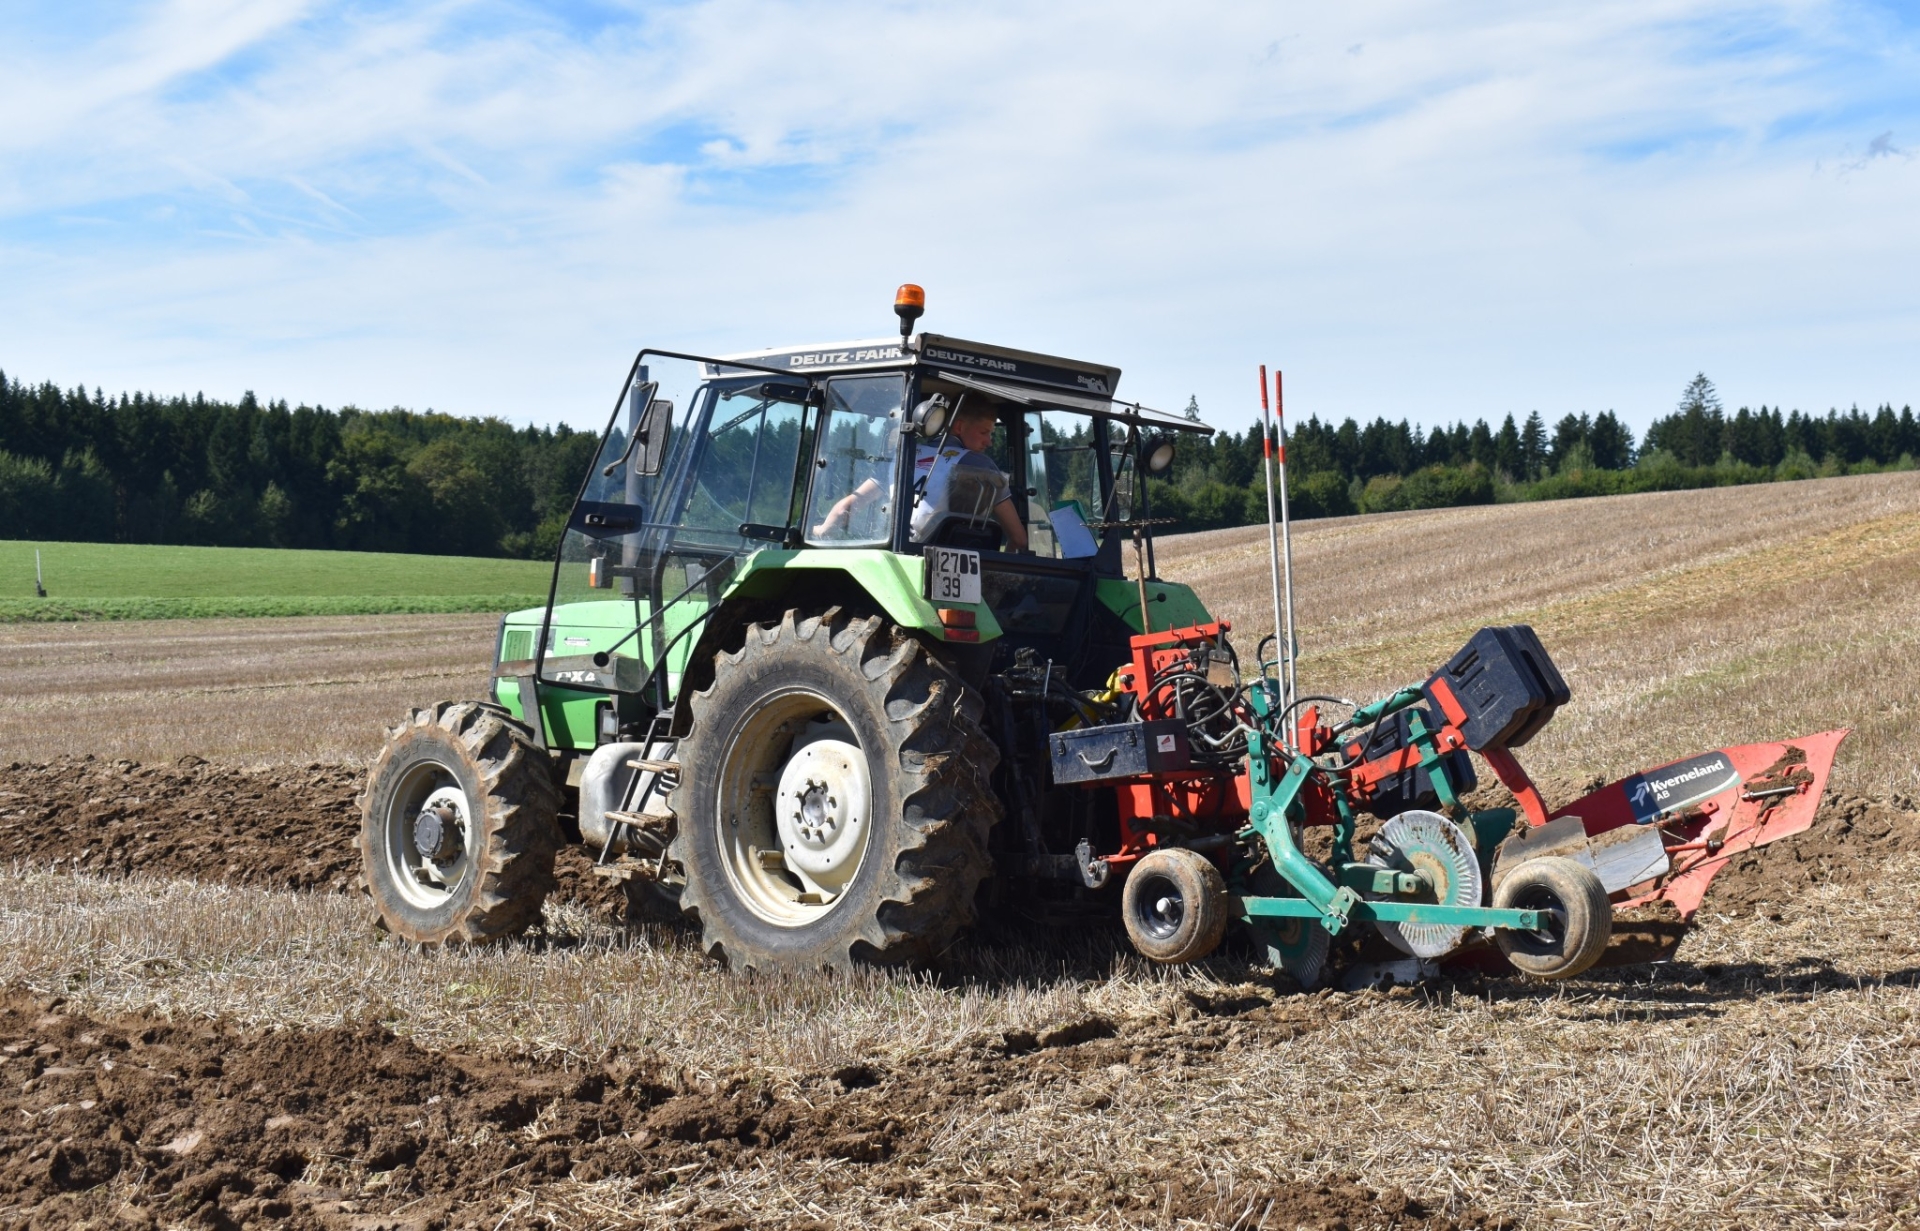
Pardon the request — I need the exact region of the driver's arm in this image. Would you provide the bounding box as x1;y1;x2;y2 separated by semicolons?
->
811;477;882;538
992;496;1029;552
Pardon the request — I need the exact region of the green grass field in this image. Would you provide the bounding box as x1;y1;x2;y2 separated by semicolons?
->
0;540;549;621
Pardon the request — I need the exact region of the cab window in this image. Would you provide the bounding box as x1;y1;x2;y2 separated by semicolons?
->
804;375;906;546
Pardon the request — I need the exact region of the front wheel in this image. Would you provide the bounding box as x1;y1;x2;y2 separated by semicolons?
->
358;701;562;944
669;609;1000;970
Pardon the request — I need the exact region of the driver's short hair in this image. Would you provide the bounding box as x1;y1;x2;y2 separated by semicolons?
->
951;399;997;429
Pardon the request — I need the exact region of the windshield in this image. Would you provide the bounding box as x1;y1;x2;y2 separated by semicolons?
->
676;378;807;550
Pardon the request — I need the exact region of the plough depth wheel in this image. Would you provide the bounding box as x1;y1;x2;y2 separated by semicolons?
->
1123;848;1229;964
1491;856;1612;979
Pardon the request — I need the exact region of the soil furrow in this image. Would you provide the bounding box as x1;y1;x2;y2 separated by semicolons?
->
0;988;1482;1230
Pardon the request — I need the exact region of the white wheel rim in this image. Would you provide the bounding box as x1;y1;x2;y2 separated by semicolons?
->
715;691;875;927
773;739;870;900
382;765;476;910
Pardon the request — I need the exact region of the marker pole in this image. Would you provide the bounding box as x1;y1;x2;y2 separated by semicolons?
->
1258;367;1288;731
1275;370;1298;721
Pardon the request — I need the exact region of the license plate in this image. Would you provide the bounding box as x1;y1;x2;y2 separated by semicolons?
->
924;546;981;605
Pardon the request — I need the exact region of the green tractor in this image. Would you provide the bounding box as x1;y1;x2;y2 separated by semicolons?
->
359;288;1217;968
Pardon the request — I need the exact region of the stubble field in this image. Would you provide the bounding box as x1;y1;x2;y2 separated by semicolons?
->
2;471;1918;1230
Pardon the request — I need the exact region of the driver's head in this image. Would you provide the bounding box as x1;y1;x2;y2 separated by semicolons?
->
950;402;998;453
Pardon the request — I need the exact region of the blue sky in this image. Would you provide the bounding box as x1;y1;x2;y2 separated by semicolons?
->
1;0;1916;435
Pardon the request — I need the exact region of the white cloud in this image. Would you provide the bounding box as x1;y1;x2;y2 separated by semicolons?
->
0;0;1916;434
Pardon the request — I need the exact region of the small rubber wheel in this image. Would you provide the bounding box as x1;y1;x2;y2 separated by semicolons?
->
359;701;562;944
1122;848;1229;964
1492;855;1612;979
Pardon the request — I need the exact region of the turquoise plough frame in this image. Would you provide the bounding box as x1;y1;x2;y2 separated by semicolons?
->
1227;679;1547;939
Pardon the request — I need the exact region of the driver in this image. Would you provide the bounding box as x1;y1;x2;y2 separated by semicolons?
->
811;399;1029;551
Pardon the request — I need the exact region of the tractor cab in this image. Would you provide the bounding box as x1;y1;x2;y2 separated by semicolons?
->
504;316;1217;752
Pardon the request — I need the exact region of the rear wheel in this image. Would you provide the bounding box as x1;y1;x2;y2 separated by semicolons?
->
359;701;562;944
669;609;1000;970
1493;856;1612;979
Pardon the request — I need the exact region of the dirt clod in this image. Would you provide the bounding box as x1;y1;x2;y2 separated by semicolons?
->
1701;790;1920;912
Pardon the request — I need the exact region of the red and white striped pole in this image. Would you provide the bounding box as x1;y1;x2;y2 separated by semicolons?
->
1258;366;1291;723
1274;369;1298;720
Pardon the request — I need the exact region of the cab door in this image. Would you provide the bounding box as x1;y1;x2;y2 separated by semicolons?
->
642;375;809;699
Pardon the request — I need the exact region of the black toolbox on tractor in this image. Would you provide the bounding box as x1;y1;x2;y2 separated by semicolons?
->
1425;624;1570;751
1050;719;1192;784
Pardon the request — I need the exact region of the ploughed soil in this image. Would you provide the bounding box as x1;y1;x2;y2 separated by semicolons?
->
1703;789;1918;912
0;757;1915;1226
2;756;1914;921
0;988;1482;1231
0;756;628;920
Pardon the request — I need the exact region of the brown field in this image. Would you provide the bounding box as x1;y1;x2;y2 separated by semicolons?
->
2;471;1919;1229
0;612;498;766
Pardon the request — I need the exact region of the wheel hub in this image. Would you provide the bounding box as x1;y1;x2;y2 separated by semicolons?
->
381;776;475;911
1132;877;1186;940
413;800;465;861
795;780;838;844
774;737;869;901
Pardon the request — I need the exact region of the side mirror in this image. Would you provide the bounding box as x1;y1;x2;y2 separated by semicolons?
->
908;394;951;437
634;398;673;477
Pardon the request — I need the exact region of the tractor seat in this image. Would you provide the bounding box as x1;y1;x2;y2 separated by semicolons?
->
927;519;1003;551
915;462;1006;551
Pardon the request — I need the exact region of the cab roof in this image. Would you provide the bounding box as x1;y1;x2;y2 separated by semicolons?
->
709;333;1213;436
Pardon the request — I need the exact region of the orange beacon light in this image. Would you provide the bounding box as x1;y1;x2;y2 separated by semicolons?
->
894;284;925;341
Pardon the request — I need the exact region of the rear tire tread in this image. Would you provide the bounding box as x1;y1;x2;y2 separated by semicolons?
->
670;608;1000;969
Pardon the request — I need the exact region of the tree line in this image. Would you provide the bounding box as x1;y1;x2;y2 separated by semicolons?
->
1;366;1913;555
1149;375;1918;531
0;370;598;557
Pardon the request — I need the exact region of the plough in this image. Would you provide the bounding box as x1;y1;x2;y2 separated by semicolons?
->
1077;618;1847;985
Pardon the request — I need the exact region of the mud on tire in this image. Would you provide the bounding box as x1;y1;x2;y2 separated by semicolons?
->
359;700;563;944
669;608;1001;970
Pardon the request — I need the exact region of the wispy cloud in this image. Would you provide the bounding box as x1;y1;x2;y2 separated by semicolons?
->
1;1;1916;431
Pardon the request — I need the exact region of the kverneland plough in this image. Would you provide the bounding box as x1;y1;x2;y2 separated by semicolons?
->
1074;618;1847;986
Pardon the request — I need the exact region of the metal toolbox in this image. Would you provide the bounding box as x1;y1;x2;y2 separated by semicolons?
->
1049;719;1192;784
